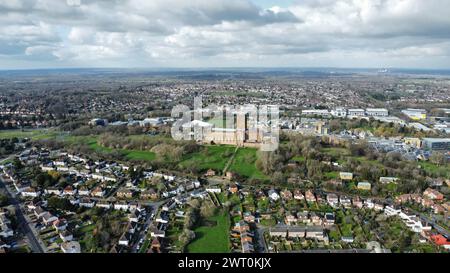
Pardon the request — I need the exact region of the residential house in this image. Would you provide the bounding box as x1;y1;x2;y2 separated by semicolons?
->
340;196;352;208
327;193;339;207
243;212;255;223
268;189;280;201
59;231;73;242
229;184;239;194
21;187;40;198
118;233;132;246
233;221;250;233
423;188;444;201
91;187;105;198
305;226;326;241
310;212;322;225
53;219;68;231
280;190;293;201
269;227;287;238
116;188;133;199
205;169;216;177
305;190;316;203
206;187;222;193
114;202;129;211
45;187;62;196
297;211;310;224
379;177;399;184
96;201;111;209
285;214;297;225
293;190;304;201
42;212;58;226
79;198;95;208
63;186;77;196
324;213;335;226
340;172;354;180
141;189;159;200
78;187;90;196
357;182;372;191
287;226;306;238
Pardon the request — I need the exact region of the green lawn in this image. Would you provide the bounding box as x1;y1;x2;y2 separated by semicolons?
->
228;147;268;180
179;145;235;172
292;156;306;162
324;171;339;179
125;150;156;161
322;147;351;157
419;161;450;178
186;211;230;253
0;128;60;140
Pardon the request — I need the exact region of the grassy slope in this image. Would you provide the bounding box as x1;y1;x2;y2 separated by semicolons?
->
186;211;230;253
228;147;267;180
179;145;234;172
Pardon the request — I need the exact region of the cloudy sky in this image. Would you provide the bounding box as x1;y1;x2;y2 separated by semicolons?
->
1;0;450;69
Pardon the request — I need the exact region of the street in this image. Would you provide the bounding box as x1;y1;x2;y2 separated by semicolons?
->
0;176;46;253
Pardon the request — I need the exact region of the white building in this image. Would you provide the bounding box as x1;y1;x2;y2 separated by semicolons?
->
268;189;280;201
366;108;389;117
331;107;347;118
302;109;331;117
206;187;222;193
348;109;365;118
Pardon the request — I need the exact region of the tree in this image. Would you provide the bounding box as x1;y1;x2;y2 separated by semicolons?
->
179;229;196;249
0;194;9;206
430;152;445;166
47;197;74;211
12;157;23;169
272;171;284;184
200;201;217;218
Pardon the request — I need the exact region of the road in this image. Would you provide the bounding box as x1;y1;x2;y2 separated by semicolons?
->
130;202;165;253
0;176;46;253
254;225;268;253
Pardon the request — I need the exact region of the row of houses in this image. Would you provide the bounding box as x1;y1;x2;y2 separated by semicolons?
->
232;221;255;253
269;225;328;242
395;189;449;215
285;211;335;227
0;210;14;239
384;206;432;233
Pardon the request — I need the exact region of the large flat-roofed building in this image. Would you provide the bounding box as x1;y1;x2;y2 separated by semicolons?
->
348;109;365;118
366;108;389;117
331;107;347;118
301;109;331;117
422;138;450;151
402;109;427;121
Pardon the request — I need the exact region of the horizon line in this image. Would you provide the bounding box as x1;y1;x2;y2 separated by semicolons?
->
2;66;450;72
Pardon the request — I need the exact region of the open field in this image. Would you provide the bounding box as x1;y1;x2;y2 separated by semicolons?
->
186;211;230;253
321;147;351;157
0;128;60;140
228;147;268;180
179;145;235;172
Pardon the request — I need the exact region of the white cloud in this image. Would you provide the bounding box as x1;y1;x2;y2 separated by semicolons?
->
0;0;450;68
